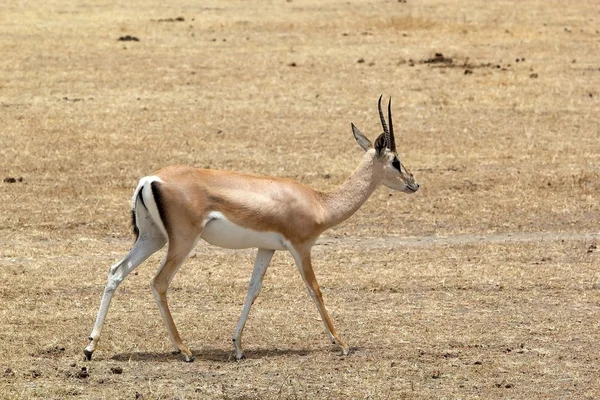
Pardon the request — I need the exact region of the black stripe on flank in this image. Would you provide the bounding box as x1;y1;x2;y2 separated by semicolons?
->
151;181;169;236
139;187;147;210
131;209;139;242
131;187;147;242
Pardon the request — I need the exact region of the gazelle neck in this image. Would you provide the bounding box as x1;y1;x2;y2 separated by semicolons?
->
321;149;383;228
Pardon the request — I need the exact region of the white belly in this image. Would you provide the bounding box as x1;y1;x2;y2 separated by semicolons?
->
200;212;287;250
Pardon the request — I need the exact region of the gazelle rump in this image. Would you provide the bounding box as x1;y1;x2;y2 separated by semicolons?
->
84;96;418;362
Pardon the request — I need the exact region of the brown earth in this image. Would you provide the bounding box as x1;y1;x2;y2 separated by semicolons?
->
1;0;600;398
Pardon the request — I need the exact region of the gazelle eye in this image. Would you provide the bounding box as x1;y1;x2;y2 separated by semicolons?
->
392;158;401;171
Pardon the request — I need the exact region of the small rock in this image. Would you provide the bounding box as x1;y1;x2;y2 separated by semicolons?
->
157;17;184;22
442;351;459;358
76;367;89;379
3;177;23;183
110;366;123;374
423;53;452;64
118;35;140;42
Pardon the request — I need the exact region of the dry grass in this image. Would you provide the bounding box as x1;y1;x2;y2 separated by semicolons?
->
1;0;600;398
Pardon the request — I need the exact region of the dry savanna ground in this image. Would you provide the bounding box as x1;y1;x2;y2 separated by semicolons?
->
1;0;600;398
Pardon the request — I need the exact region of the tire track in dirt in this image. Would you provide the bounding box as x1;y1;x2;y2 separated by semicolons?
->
317;231;600;249
1;232;598;265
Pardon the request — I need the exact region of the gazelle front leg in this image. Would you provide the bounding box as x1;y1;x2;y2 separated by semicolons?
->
291;247;349;356
232;248;275;360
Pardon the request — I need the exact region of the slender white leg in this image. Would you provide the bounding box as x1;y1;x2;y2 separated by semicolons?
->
84;235;165;360
232;248;275;360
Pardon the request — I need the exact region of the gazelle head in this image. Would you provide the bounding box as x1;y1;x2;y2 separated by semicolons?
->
351;95;419;193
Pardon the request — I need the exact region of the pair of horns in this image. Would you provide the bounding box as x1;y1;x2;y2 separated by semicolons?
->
377;95;396;153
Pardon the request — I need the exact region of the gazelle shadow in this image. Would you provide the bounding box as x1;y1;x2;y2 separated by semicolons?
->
110;346;323;363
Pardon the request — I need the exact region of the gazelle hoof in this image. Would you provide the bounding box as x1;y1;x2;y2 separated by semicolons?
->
338;342;349;356
182;354;195;363
83;349;93;361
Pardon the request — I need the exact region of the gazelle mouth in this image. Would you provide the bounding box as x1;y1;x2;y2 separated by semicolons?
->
406;184;419;193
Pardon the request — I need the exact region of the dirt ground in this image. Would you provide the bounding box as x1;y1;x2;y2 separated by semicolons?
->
1;0;600;398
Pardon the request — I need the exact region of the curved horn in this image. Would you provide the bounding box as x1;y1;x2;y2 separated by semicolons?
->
378;95;390;147
387;97;396;152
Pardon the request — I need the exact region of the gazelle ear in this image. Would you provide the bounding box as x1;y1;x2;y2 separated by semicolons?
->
351;123;372;152
374;133;387;157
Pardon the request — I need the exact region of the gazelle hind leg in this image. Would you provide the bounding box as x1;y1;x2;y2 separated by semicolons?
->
84;192;167;361
232;248;275;360
84;234;166;360
291;249;349;356
150;236;199;362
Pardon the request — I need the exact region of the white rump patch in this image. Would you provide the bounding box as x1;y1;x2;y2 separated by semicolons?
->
132;175;163;209
201;212;286;250
131;175;167;239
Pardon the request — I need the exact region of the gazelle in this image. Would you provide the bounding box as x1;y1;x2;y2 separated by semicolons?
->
84;96;419;362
